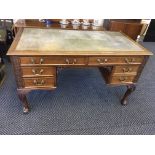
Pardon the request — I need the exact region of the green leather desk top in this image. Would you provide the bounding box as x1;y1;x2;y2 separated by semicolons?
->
16;28;144;52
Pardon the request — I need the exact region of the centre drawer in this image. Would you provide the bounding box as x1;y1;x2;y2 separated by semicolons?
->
88;56;144;65
20;56;86;65
21;67;56;77
23;77;56;88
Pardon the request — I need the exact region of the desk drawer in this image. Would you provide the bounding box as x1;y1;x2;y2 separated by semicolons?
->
20;57;86;65
113;65;140;75
88;56;143;65
110;76;135;84
21;67;56;77
23;77;55;88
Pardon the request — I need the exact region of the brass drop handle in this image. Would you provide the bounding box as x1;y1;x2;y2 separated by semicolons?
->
32;69;36;74
31;58;44;64
31;58;35;64
73;59;77;64
40;58;44;64
32;69;44;75
65;58;77;64
122;67;132;72
97;58;108;64
97;58;101;63
40;69;44;74
33;79;45;86
119;77;127;82
125;58;135;64
65;58;70;64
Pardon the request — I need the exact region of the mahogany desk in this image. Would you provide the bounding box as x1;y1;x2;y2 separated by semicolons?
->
7;28;153;113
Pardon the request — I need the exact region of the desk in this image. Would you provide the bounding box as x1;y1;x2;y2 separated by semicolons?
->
7;28;153;113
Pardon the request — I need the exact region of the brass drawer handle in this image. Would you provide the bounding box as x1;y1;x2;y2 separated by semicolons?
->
30;58;44;64
125;58;135;64
119;77;127;82
122;67;132;72
97;58;108;64
31;58;35;64
32;69;44;75
40;58;44;64
65;58;70;64
33;79;45;86
65;58;77;64
73;58;77;64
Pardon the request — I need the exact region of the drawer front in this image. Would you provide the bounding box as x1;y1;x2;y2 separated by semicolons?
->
113;65;140;75
110;76;135;84
23;77;55;88
21;67;56;77
88;56;144;65
20;57;86;65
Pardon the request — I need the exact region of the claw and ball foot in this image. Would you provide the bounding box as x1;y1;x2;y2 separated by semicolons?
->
121;99;128;105
23;107;30;114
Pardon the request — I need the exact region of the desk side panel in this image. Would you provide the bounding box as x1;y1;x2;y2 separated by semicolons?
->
10;56;24;88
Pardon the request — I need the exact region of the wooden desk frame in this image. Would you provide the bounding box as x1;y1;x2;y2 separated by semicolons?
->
8;28;153;113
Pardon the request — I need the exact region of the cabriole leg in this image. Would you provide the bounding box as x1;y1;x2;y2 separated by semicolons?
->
121;84;136;105
17;89;30;113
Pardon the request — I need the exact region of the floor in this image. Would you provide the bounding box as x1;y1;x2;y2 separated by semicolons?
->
0;42;155;135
